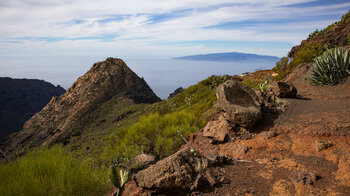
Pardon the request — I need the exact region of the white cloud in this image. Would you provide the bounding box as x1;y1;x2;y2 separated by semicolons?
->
0;0;349;57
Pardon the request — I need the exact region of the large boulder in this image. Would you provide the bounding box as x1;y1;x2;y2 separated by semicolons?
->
216;79;261;128
133;148;225;193
273;81;297;98
134;149;201;192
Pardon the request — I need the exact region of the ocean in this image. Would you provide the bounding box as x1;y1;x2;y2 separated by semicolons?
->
0;56;277;99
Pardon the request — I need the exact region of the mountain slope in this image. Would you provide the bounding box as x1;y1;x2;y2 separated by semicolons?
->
0;58;160;158
0;78;65;142
174;52;280;62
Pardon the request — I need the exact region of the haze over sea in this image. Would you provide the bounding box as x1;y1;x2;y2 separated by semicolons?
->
0;56;275;99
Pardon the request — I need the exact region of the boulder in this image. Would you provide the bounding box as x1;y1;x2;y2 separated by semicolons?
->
134;149;210;193
202;112;233;142
216;79;261;128
273;81;297;98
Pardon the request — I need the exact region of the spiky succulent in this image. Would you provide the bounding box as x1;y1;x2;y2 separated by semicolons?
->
308;47;350;85
110;165;130;196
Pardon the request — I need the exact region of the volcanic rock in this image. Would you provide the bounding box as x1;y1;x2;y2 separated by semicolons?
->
202;112;233;142
273;81;297;98
216;79;261;128
134;148;217;193
0;58;160;158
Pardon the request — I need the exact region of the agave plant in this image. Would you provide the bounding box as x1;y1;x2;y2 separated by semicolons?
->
110;164;130;196
308;47;350;85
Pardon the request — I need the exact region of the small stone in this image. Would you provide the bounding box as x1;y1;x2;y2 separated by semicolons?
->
315;140;332;152
260;131;278;139
290;171;319;185
273;81;297;98
134;153;156;165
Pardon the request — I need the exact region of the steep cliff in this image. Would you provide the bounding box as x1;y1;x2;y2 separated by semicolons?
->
0;58;160;157
0;78;65;142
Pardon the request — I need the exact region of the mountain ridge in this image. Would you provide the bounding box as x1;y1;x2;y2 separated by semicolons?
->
0;57;160;158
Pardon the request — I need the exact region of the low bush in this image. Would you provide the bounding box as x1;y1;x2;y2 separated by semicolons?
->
308;48;350;85
0;146;109;196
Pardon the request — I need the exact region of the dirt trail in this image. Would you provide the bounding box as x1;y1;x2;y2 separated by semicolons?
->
189;68;350;195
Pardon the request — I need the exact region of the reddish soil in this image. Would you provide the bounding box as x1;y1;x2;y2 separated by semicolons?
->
123;64;350;195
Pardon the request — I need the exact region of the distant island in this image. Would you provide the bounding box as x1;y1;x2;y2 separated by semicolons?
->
173;52;280;62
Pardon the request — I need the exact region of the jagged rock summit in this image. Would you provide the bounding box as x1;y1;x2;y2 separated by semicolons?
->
1;58;160;157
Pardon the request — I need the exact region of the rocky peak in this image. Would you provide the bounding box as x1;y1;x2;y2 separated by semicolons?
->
1;58;160;157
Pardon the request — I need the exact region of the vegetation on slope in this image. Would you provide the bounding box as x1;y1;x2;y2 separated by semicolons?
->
101;75;230;166
0;145;109;196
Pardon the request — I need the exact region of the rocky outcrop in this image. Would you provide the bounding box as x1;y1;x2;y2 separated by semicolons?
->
273;81;297;98
216;79;261;128
0;58;160;158
0;77;65;142
168;87;184;98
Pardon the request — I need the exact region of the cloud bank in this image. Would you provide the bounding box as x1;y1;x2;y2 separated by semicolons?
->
0;0;349;57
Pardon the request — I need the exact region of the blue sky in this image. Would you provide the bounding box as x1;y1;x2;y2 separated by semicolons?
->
0;0;349;58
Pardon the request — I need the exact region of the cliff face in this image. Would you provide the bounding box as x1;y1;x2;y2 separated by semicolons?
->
1;58;160;157
0;78;65;142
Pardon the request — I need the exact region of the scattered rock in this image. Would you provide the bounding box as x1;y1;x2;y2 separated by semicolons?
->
290;171;319;185
273;81;297;98
229;143;248;157
202;112;233;142
260;130;278;139
168;87;184;98
216;79;261;128
134;154;156;165
315;140;332;152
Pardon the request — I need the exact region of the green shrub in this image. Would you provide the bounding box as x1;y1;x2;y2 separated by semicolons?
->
273;57;289;72
288;42;324;70
0;146;109;196
242;79;260;90
308;48;350;85
347;34;350;45
274;70;287;81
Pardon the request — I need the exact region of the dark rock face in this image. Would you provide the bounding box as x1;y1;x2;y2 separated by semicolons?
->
216;79;261;128
168;87;184;98
0;58;160;158
273;81;297;98
0;77;65;142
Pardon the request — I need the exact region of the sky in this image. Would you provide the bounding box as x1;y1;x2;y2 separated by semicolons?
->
0;0;349;58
